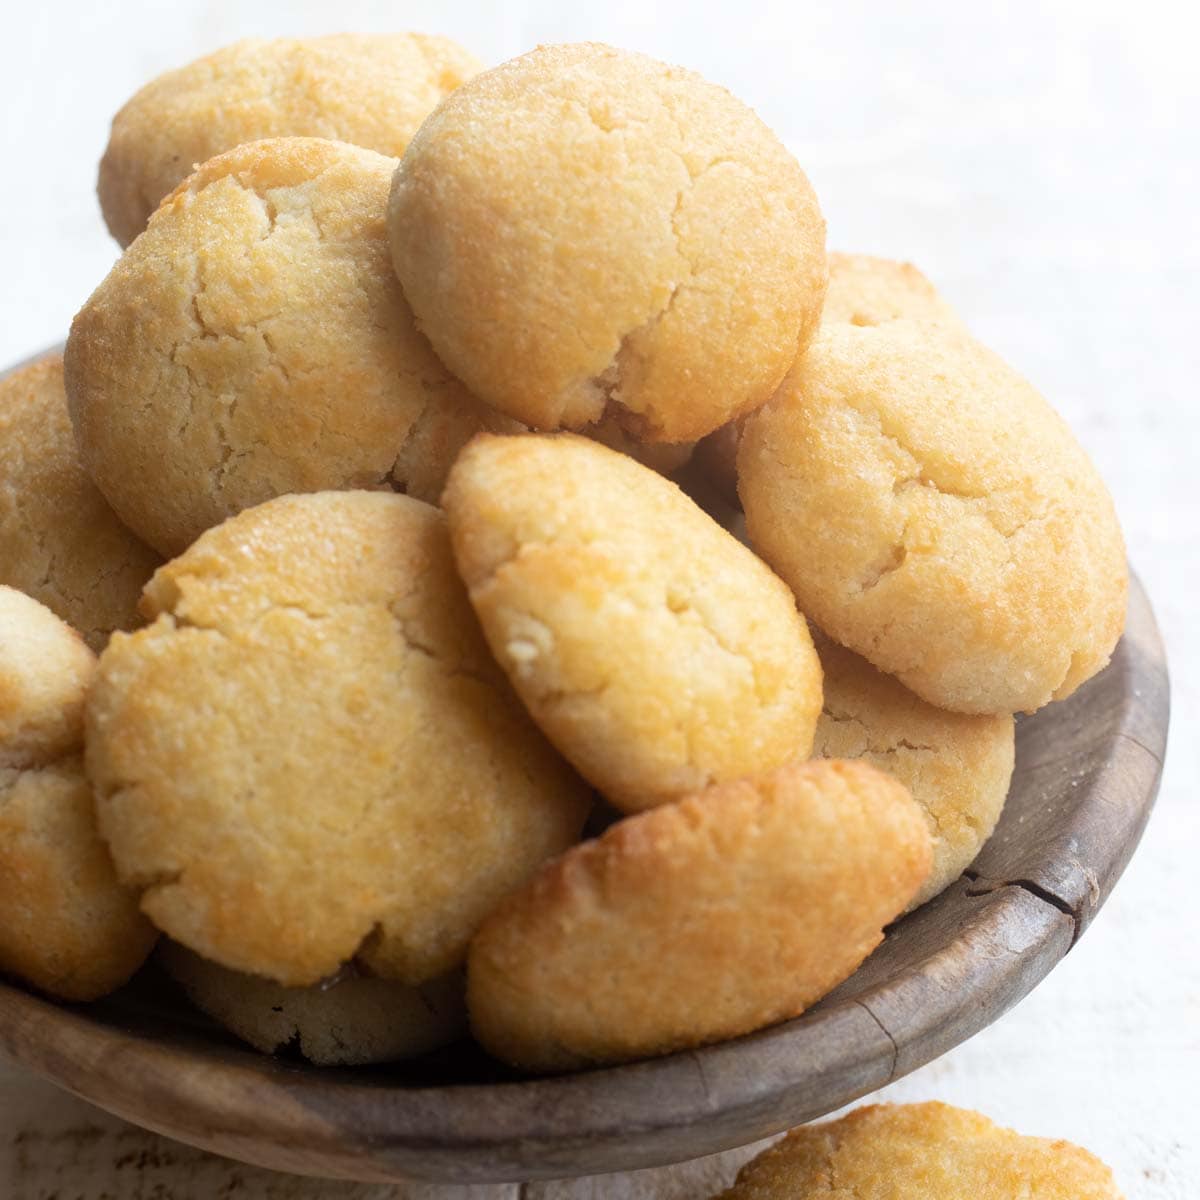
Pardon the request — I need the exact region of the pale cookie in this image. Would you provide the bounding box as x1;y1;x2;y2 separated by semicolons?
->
0;588;156;1000
0;356;160;649
390;42;826;443
442;434;822;812
159;942;466;1066
739;321;1128;714
87;492;590;987
823;252;964;329
468;760;932;1071
694;253;963;504
715;1102;1124;1199
813;637;1014;907
0;586;96;768
68;137;512;558
99;34;483;247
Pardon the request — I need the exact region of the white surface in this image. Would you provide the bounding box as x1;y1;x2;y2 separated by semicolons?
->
1;1;1197;1195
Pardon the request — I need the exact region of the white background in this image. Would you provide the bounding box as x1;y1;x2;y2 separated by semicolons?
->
1;1;1197;1196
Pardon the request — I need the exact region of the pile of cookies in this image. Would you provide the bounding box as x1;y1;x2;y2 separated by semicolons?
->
0;35;1127;1074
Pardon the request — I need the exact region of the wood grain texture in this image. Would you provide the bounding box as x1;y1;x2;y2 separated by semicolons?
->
0;511;1168;1184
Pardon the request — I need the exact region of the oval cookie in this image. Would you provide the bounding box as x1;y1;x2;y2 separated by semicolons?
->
814;636;1014;907
716;1102;1124;1200
739;321;1127;713
442;433;822;811
86;492;590;987
468;760;931;1071
159;942;466;1066
0;356;160;649
99;34;482;247
0;587;156;1000
390;42;826;443
68;137;511;558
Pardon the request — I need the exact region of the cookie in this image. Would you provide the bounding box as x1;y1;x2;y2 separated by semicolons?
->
813;637;1014;907
694;253;963;504
739;321;1128;714
158;942;466;1066
0;587;156;1000
468;760;932;1071
442;434;823;812
86;491;590;987
68;137;512;558
390;42;826;443
99;34;482;247
716;1102;1124;1199
823;252;964;329
0;356;160;649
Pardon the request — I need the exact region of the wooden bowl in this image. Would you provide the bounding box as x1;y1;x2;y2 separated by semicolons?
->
0;349;1169;1185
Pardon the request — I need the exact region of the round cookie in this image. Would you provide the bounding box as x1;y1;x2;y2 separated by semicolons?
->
99;34;483;247
468;759;932;1071
739;321;1128;714
389;42;826;443
823;252;964;329
159;942;466;1066
716;1102;1124;1199
0;356;160;649
813;636;1014;907
0;587;157;1001
693;253;964;505
86;491;590;988
68;136;512;558
442;433;823;812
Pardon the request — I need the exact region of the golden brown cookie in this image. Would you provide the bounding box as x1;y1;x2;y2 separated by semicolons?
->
442;434;823;812
716;1102;1124;1199
87;491;590;988
99;34;483;247
159;942;467;1066
0;356;160;649
390;42;826;443
0;587;156;1000
68;137;511;558
468;760;931;1071
813;637;1014;907
823;252;964;328
694;253;964;505
739;321;1127;714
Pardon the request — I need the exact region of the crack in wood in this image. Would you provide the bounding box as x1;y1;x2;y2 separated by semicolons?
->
854;999;899;1084
963;870;1080;942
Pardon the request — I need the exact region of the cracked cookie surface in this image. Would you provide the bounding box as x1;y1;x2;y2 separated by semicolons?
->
0;586;156;1000
739;321;1128;714
442;434;823;812
86;491;591;988
716;1101;1124;1199
98;34;483;248
813;636;1013;908
468;760;931;1071
389;42;826;443
0;356;160;649
159;941;466;1066
68;137;511;558
695;252;964;505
